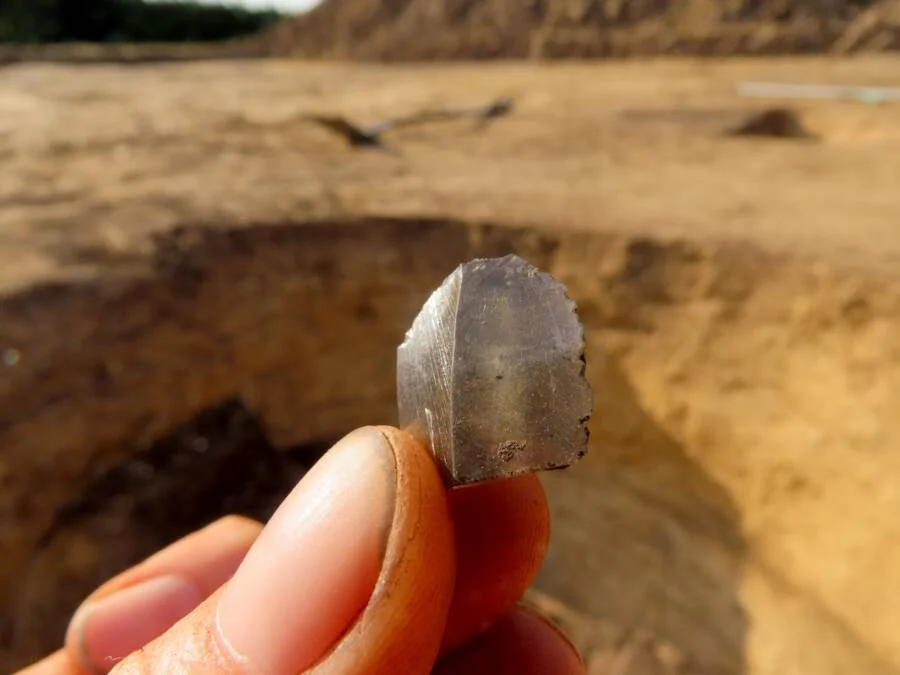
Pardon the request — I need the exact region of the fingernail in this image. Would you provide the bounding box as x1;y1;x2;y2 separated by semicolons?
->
72;575;203;673
216;427;397;674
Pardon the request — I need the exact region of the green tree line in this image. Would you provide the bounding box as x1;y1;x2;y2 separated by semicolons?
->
0;0;283;43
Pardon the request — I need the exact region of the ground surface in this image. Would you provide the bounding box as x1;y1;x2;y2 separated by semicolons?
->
3;56;900;295
2;56;900;674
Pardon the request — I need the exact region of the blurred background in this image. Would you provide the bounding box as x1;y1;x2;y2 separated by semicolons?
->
2;1;900;674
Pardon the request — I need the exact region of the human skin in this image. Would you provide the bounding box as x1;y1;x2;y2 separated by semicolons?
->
17;426;585;675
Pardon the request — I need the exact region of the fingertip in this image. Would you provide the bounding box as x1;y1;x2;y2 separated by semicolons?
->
85;427;457;675
215;427;399;674
441;473;550;652
309;426;456;673
64;515;263;674
435;605;586;675
212;426;455;675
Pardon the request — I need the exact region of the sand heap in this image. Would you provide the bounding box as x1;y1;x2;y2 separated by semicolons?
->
262;0;900;59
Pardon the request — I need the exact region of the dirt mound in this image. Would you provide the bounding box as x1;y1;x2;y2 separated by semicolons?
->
728;107;817;139
262;0;900;59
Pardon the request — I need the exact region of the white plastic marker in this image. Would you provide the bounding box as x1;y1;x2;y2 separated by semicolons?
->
739;81;900;104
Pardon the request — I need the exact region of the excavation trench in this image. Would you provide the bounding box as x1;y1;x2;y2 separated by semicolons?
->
2;217;900;674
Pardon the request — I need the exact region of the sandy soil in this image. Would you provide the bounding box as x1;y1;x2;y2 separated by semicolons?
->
3;56;900;295
2;56;900;674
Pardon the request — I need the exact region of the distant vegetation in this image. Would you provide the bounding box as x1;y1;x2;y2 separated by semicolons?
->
0;0;283;43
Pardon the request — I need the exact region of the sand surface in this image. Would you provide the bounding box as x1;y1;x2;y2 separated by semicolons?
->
3;56;900;674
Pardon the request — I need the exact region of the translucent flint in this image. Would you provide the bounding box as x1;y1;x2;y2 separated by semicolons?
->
397;254;593;487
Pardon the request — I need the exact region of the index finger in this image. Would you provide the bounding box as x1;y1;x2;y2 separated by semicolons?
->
440;471;551;654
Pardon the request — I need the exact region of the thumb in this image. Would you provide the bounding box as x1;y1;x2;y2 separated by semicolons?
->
111;426;455;675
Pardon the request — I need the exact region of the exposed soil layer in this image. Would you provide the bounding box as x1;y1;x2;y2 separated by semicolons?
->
2;59;900;675
263;0;900;59
6;217;900;675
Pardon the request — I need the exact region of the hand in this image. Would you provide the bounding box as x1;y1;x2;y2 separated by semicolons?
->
20;426;584;674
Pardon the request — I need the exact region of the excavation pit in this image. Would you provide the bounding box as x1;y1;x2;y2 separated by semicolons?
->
3;217;900;675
